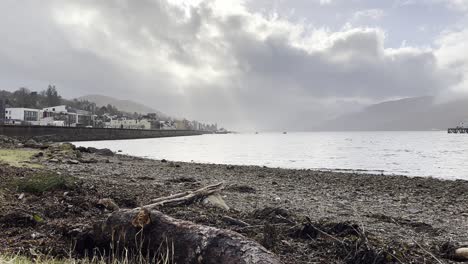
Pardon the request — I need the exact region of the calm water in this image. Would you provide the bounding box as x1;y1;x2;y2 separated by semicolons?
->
74;132;468;180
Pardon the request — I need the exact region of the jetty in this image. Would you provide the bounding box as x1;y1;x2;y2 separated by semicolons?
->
448;127;468;134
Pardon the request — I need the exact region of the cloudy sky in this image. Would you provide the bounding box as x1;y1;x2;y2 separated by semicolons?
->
1;0;467;130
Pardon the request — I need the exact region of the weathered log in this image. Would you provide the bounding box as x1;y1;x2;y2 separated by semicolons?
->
86;208;282;264
76;183;281;263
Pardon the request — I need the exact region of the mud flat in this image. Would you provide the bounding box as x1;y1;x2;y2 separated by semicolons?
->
1;138;467;263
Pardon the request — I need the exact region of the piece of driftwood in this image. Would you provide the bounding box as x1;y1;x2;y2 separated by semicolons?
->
77;183;281;264
222;215;251;227
147;182;225;209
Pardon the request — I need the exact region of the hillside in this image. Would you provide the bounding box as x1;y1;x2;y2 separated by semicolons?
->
316;96;468;131
78;94;165;116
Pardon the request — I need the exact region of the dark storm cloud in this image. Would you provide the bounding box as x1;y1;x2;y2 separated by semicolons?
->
0;0;465;130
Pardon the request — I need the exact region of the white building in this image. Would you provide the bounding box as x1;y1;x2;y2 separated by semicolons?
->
106;119;151;130
42;105;68;114
5;108;41;124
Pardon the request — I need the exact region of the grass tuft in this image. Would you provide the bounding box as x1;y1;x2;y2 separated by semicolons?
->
13;172;75;194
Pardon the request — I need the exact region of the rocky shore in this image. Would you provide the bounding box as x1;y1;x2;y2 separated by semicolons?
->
1;136;468;263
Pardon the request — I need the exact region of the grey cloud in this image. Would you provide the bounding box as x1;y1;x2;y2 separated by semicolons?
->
0;0;464;130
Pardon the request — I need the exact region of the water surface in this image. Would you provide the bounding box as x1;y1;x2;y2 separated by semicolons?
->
74;131;468;180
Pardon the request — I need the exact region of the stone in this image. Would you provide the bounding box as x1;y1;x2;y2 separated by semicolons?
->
455;248;468;260
67;159;80;165
203;194;230;211
87;147;98;153
79;158;98;164
97;198;120;212
49;158;59;163
34;152;44;158
24;139;42;149
59;143;75;151
96;148;114;156
76;146;89;153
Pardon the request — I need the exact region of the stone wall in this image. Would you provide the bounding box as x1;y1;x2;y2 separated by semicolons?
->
0;125;207;142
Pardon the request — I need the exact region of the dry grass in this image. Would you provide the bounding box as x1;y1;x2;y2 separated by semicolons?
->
1;239;174;264
0;149;42;168
0;253;172;264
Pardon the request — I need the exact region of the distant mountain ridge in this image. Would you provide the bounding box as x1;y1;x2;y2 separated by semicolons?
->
78;94;165;116
316;96;468;131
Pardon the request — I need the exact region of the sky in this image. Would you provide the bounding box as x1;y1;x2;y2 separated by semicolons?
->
0;0;467;130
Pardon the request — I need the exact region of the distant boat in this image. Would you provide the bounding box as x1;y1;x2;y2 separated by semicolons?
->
255;132;259;134
283;132;287;134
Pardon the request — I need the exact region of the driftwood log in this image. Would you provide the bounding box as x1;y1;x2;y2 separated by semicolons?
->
77;183;282;264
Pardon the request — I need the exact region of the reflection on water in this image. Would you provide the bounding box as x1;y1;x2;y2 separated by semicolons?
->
74;131;468;180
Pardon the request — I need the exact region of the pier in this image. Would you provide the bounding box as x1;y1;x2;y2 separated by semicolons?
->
448;127;468;134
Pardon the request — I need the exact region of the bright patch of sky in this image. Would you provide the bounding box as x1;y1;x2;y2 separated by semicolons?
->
246;0;464;47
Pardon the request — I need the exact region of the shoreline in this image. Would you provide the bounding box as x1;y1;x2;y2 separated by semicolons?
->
1;140;467;263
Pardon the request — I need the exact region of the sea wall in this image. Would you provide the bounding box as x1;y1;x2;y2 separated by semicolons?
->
0;125;207;142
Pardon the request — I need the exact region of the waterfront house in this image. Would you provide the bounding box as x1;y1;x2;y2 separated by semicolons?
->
106;118;151;130
42;105;93;127
5;108;41;125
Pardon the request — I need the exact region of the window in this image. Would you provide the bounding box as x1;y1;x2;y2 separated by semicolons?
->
52;108;55;111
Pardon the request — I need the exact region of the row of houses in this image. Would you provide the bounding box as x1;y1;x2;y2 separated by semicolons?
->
4;105;94;127
1;104;219;131
104;117;218;131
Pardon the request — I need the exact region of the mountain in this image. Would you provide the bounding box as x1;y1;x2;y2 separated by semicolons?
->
77;94;165;116
316;96;468;131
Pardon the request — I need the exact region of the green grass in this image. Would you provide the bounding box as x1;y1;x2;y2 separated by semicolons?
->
13;172;75;194
0;149;42;168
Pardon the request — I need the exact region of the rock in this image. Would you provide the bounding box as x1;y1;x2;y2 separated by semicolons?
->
87;147;98;153
18;193;25;200
168;162;180;168
203;194;230;211
67;159;80;165
79;158;98;164
34;152;44;158
455;248;468;260
49;158;59;163
76;146;89;153
96;148;114;156
58;143;75;151
24;139;42;149
97;198;120;212
161;159;168;163
118;150;122;153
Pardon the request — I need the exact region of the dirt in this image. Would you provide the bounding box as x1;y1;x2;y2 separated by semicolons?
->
1;139;468;263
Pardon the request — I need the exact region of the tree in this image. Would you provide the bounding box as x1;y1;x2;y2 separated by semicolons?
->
45;85;61;106
12;87;32;107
